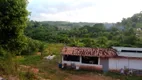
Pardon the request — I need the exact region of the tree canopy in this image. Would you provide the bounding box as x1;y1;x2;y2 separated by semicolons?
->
0;0;28;52
24;12;142;48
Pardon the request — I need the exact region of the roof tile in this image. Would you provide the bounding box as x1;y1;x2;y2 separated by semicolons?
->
62;47;117;57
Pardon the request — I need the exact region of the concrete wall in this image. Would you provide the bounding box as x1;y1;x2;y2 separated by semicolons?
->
109;58;142;70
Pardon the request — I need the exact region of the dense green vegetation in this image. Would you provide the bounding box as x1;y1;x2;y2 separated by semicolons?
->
25;12;142;48
0;0;46;79
0;0;46;56
0;0;28;53
0;0;142;80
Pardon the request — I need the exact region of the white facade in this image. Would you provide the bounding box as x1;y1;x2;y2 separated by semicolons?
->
109;58;142;70
109;47;142;70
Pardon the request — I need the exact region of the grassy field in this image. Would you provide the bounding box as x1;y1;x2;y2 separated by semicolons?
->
14;43;142;80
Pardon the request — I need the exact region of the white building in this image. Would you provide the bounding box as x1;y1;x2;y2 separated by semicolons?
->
110;47;142;70
61;47;142;72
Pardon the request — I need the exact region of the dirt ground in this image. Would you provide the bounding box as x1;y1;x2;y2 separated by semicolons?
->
64;74;117;80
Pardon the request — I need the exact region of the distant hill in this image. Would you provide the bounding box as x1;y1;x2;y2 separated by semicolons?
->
39;21;115;30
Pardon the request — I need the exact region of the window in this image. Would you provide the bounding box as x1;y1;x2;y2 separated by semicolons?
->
121;50;136;53
137;51;142;53
63;55;80;62
121;50;142;53
82;56;98;64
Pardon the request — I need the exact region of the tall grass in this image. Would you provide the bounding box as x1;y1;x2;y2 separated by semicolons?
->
0;47;41;79
18;55;41;66
0;50;18;77
104;72;142;80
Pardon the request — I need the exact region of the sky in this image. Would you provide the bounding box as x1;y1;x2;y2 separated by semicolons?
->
28;0;142;23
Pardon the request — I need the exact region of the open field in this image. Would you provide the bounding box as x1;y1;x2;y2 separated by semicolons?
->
12;43;142;80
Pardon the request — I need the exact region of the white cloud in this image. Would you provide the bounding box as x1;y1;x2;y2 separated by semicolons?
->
28;0;33;3
28;0;142;23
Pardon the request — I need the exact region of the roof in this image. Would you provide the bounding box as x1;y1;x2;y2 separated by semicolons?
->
117;52;142;58
61;47;117;57
112;47;142;58
112;47;142;52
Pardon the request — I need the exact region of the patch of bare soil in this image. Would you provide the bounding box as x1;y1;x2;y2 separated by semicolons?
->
65;73;116;80
19;65;118;80
19;65;39;74
7;75;19;80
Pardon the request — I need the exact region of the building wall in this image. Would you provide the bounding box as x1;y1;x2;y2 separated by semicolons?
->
62;56;102;70
109;58;142;70
129;59;142;70
62;55;142;71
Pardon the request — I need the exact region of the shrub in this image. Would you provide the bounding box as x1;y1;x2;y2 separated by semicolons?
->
0;51;17;75
21;38;46;55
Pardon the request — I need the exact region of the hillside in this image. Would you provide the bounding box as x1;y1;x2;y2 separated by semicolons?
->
25;12;142;48
1;0;142;80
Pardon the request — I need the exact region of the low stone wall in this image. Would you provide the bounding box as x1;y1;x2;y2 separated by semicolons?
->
79;65;102;71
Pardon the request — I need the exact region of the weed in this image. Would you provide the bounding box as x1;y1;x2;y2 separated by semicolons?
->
18;55;41;66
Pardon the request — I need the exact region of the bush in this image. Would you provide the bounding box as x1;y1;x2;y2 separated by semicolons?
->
19;71;36;80
0;47;6;56
0;51;17;75
21;38;46;55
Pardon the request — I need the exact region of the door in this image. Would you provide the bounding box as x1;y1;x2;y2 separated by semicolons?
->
100;58;109;72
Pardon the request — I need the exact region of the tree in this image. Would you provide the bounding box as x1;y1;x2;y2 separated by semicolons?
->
0;0;28;53
92;23;106;33
97;37;109;48
80;38;96;47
